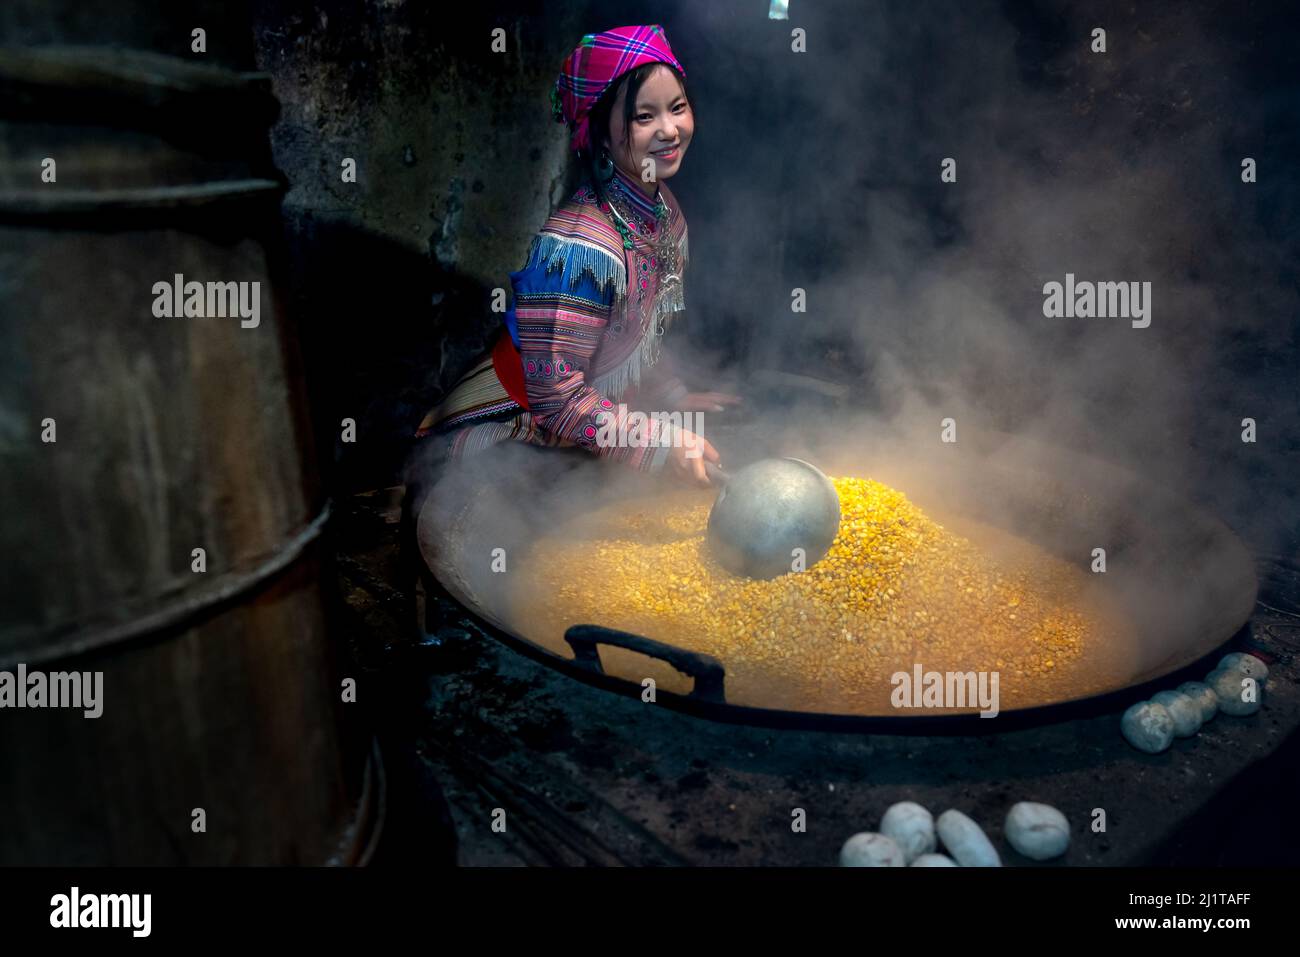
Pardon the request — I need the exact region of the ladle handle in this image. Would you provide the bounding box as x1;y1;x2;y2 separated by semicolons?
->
564;624;727;704
703;461;730;486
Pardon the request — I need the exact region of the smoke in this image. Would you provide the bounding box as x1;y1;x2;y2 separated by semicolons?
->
669;0;1298;557
411;0;1297;694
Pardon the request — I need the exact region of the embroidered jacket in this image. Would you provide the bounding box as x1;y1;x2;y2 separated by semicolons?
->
417;164;690;470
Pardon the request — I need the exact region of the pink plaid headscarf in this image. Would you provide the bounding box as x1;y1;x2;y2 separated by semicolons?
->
552;24;686;155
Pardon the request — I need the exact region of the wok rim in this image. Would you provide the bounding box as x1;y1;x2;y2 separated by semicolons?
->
416;430;1260;734
419;566;1255;735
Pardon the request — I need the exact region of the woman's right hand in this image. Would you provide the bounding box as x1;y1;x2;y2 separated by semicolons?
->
666;431;721;487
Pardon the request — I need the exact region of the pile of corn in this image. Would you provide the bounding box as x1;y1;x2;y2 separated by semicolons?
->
518;477;1108;712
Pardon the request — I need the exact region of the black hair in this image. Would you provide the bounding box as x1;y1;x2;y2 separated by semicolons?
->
577;61;692;210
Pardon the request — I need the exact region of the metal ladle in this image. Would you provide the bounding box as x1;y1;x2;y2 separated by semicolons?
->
702;457;842;579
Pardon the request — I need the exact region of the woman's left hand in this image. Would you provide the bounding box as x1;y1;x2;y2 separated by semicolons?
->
677;391;743;413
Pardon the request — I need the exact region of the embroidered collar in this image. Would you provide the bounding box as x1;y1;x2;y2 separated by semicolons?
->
607;163;664;225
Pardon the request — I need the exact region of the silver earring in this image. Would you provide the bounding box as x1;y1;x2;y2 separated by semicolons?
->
597;148;615;182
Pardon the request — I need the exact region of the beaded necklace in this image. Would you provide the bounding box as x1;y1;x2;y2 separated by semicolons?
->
598;173;684;314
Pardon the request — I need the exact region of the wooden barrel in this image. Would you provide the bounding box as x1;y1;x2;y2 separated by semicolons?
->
0;43;379;864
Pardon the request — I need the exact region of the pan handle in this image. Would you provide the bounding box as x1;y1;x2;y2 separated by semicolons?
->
564;624;727;704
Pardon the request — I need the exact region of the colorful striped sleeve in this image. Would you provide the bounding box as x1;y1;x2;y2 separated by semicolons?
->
512;236;674;470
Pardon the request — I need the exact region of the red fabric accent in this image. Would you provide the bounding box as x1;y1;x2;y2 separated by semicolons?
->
491;331;530;411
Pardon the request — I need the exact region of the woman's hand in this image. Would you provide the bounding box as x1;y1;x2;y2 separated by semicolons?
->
677;391;743;413
666;431;721;487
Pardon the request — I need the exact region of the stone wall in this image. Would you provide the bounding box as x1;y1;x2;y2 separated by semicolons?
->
250;0;620;492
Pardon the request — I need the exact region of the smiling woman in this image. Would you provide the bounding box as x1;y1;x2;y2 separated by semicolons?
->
586;60;695;201
413;24;735;493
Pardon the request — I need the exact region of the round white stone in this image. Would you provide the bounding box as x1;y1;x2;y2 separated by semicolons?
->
1177;681;1219;723
1218;652;1268;686
911;853;958;867
1121;700;1174;753
1206;667;1262;716
1004;802;1070;861
1150;689;1202;737
935;809;1001;867
839;832;905;867
880;801;936;864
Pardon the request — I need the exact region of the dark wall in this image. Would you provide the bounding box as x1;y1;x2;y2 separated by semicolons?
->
250;0;633;493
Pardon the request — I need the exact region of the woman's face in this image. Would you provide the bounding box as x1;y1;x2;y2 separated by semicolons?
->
604;64;693;191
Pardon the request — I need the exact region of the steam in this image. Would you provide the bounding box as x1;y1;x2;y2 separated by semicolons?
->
666;1;1296;550
411;1;1296;687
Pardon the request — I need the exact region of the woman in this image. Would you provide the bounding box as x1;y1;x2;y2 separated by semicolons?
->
413;23;738;490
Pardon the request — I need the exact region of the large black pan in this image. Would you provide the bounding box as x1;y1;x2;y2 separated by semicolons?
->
416;424;1257;732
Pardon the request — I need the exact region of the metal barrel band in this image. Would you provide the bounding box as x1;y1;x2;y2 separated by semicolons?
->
0;178;286;225
0;501;333;670
0;45;276;125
